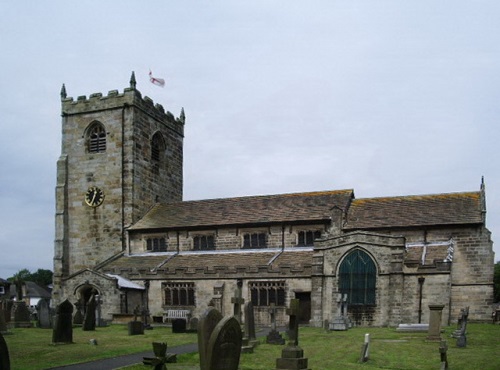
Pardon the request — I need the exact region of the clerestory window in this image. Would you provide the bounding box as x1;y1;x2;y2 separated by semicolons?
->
193;235;215;250
243;233;267;249
87;122;106;153
297;230;321;246
339;249;376;305
146;237;167;252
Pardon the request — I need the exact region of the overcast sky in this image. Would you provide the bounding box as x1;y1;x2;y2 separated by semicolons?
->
1;1;499;279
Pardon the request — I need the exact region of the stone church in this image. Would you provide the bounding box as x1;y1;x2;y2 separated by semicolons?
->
52;73;495;328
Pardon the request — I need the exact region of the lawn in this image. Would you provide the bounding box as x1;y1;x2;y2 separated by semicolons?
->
3;324;500;370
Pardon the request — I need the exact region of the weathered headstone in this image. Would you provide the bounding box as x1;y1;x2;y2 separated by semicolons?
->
0;306;7;334
231;279;244;324
330;293;348;331
439;340;449;370
452;306;468;347
172;318;187;333
276;299;310;370
359;333;370;362
187;317;198;333
37;298;52;329
0;331;11;370
73;301;84;325
128;305;144;335
198;307;223;370
267;303;285;345
82;294;96;331
52;299;74;344
206;316;242;370
427;305;445;341
10;301;31;328
244;302;257;346
143;342;177;370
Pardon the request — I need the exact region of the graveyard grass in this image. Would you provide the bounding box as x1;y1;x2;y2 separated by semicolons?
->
4;323;500;370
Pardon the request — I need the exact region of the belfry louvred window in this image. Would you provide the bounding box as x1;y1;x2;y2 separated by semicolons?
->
88;123;106;153
339;249;376;305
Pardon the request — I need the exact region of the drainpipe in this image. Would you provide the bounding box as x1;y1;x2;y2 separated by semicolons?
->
418;277;425;323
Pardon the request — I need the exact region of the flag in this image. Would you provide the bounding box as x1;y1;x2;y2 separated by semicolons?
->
149;70;165;87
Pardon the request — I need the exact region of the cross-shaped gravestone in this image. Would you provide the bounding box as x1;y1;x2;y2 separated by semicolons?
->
342;294;348;316
269;303;277;331
336;293;343;317
266;303;285;345
286;299;300;346
231;279;244;324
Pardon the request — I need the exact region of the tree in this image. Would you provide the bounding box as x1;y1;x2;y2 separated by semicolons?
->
494;261;500;303
7;268;53;287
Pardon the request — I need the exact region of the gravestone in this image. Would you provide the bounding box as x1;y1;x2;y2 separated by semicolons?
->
128;306;144;335
452;306;468;347
231;279;244;324
172;318;187;333
206;316;242;370
198;307;223;370
244;302;257;346
52;299;74;344
427;305;445;341
82;294;96;331
330;293;349;331
73;301;84;325
37;298;52;329
359;333;370;362
266;303;285;345
439;340;449;370
10;301;31;328
143;342;177;370
187;317;198;333
276;299;310;370
0;331;10;370
0;307;7;334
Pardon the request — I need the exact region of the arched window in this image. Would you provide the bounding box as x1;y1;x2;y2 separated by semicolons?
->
87;122;106;153
339;249;376;305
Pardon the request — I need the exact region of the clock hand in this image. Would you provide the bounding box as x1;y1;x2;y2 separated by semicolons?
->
91;191;97;205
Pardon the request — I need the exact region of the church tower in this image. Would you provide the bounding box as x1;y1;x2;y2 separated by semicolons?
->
52;73;184;303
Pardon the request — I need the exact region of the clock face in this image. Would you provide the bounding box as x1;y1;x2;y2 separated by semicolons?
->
85;186;104;207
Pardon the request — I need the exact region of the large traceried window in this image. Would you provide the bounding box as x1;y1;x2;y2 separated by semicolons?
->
163;282;195;306
87;122;106;153
339;249;376;305
250;281;286;307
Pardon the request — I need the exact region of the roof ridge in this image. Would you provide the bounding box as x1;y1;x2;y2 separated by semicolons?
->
353;190;480;202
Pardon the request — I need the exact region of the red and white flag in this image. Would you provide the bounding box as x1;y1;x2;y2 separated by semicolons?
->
149;70;165;87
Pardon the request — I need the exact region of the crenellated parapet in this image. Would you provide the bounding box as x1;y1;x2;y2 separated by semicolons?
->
60;72;185;135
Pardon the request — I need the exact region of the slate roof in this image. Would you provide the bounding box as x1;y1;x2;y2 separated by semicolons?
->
101;248;314;276
343;191;484;230
128;190;354;231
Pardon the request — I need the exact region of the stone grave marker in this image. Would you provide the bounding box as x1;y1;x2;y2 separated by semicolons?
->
187;317;198;333
82;294;96;331
198;307;223;370
244;302;257;346
206;316;242;370
128;306;144;336
231;279;244;324
52;299;73;344
276;299;310;370
143;342;177;370
0;331;11;370
37;298;52;329
0;306;7;334
452;306;468;347
73;301;84;325
359;333;370;362
10;301;31;328
439;340;449;370
172;318;187;333
427;305;445;341
266;303;285;345
330;293;349;331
